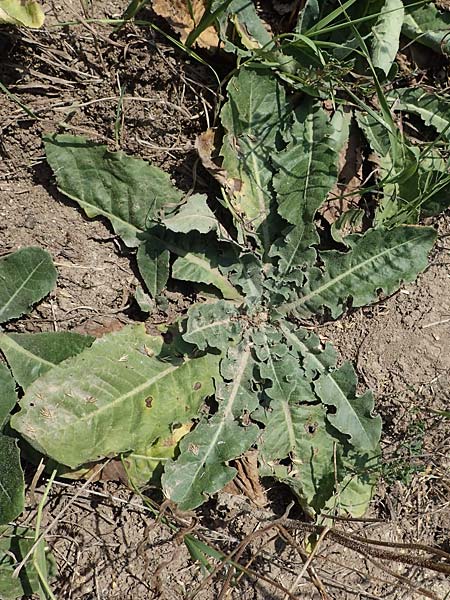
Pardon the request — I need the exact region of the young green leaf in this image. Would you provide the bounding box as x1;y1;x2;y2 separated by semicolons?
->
136;239;170;298
0;437;24;525
0;247;57;324
44;134;184;247
315;362;382;451
220;68;286;250
11;325;220;468
277;226;437;319
0;332;94;390
172;252;241;301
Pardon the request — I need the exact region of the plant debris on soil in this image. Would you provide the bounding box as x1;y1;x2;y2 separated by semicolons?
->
0;1;449;599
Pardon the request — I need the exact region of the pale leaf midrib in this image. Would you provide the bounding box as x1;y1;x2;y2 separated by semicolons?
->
184;344;252;498
0;258;48;321
279;233;423;314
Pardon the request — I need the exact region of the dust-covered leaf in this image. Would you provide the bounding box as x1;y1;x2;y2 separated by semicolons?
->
0;247;57;325
389;87;450;139
0;365;16;430
161;194;218;234
370;0;404;76
0;437;24;525
11;325;220;468
402;0;450;54
277;226;436;319
0;332;94;390
220;68;286;250
315;362;382;451
260;403;337;513
44;134;183;247
182;300;242;351
273;99;338;235
162;340;259;509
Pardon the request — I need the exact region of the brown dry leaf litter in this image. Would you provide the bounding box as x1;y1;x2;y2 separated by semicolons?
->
152;0;220;48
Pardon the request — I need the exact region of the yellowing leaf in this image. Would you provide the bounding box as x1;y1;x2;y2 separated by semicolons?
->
0;0;44;27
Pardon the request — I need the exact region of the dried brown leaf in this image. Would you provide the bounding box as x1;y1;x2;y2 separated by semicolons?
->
152;0;220;48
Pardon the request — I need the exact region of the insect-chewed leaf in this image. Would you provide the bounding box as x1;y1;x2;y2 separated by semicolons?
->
183;300;242;351
162;339;259;509
220;68;286;250
315;362;382;451
162;416;259;510
260;403;337;513
0;247;57;325
277;226;437;319
0;332;94;390
0;437;24;525
273;98;338;230
0;365;16;431
370;0;404;76
44;134;184;247
402;1;450;54
10;325;220;469
161;194;218;234
123;423;193;487
256;330;317;404
269;223;318;276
